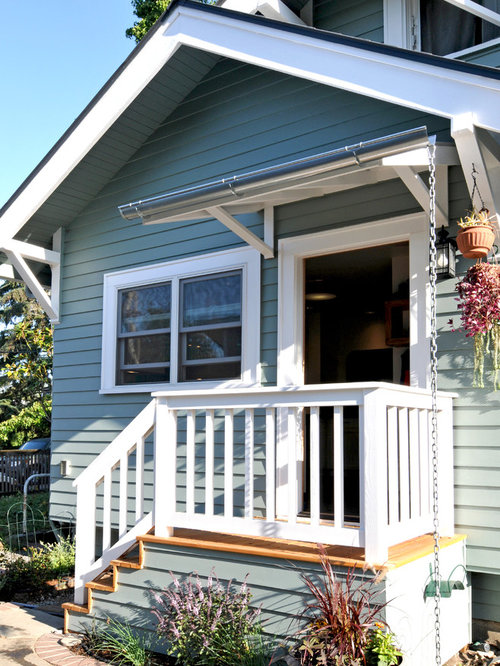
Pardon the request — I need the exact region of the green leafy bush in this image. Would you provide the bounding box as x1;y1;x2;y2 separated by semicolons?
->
0;400;51;449
366;625;402;665
152;571;262;666
0;535;75;599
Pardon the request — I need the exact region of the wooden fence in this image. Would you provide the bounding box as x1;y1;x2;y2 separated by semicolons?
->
0;450;50;495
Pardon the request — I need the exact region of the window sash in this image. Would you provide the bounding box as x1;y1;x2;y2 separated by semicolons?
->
101;247;260;393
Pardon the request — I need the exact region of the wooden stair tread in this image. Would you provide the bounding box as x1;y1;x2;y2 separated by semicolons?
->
87;571;114;591
111;555;141;569
140;529;467;570
62;602;90;614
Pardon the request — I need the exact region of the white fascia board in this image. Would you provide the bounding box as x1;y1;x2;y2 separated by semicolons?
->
176;7;500;133
2;4;499;246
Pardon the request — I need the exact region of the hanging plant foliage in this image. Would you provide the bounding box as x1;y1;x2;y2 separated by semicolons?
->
455;262;500;388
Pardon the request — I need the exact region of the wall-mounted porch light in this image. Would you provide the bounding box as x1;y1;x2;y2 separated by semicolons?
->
436;226;457;280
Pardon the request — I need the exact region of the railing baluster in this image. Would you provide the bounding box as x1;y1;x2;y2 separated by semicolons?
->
398;407;410;523
265;408;276;521
310;406;320;526
387;406;399;525
419;409;430;516
245;409;254;519
408;408;419;519
102;471;111;552
186;410;196;516
205;410;214;517
135;436;145;522
333;406;344;529
224;410;234;518
287;408;297;525
119;453;127;538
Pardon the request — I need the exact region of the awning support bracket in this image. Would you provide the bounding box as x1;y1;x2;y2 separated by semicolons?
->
0;228;62;324
394;166;449;226
206;206;274;259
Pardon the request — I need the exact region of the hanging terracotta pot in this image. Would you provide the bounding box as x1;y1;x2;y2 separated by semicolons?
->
456;225;495;258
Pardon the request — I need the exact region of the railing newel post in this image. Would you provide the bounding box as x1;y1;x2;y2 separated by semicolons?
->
154;396;175;537
362;388;389;565
74;482;96;605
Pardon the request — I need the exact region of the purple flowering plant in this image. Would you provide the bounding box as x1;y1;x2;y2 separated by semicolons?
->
454;262;500;388
152;570;262;665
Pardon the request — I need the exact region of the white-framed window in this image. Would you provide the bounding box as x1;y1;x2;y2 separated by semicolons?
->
384;0;500;57
101;247;261;393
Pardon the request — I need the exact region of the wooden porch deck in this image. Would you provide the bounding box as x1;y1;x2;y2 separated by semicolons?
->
142;528;466;571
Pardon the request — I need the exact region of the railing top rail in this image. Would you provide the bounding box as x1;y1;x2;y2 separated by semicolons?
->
152;382;457;410
73;399;156;488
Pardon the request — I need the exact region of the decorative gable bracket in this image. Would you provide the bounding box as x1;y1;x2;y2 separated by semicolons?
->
0;228;62;324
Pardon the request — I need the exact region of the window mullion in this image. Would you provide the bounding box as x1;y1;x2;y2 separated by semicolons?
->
170;276;180;384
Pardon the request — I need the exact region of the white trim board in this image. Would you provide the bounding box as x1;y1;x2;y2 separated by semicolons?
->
1;3;500;249
100;246;261;393
277;212;430;389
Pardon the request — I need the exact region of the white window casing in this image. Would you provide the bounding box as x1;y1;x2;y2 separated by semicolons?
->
100;247;261;394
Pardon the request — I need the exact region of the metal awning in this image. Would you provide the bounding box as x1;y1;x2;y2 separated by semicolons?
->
117;127;460;258
118;127;432;224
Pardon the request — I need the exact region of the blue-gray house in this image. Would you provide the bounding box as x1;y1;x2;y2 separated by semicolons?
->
1;1;500;663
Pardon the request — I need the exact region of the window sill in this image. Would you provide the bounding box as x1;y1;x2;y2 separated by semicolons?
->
99;379;261;395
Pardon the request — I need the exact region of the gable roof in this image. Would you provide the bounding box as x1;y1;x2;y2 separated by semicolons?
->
2;0;500;248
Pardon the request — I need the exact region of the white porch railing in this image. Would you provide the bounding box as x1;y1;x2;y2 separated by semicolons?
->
73;383;455;604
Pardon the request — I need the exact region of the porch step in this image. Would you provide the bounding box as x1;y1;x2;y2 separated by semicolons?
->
62;540;145;631
87;570;115;592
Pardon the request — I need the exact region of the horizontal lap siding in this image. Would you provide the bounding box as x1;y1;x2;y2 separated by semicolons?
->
315;0;384;42
68;541;383;639
434;167;500;621
50;56;446;523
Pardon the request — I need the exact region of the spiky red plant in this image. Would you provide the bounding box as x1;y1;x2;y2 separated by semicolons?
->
296;547;389;665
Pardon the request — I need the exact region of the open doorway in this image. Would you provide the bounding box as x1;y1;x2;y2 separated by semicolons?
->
304;242;410;386
302;242;409;522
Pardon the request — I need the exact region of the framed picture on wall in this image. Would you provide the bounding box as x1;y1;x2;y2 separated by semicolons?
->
385;299;410;347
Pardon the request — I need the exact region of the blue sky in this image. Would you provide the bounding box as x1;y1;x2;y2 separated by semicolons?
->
0;1;136;208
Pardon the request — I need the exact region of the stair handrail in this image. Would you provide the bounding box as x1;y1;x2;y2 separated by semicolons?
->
73;398;156;489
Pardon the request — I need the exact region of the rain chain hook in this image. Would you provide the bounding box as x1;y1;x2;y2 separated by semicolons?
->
471;163;487;213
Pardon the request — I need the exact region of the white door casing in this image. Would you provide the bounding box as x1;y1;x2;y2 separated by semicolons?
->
277;212;431;389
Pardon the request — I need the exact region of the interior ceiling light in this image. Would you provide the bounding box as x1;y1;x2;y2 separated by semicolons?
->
305;292;336;301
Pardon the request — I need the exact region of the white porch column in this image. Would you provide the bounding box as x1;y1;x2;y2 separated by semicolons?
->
361;388;389;564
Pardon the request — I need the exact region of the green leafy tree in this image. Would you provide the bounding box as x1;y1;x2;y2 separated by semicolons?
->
126;0;216;43
0;281;52;443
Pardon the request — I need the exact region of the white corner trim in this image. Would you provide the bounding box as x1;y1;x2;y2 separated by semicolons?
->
100;246;261;393
277;213;429;388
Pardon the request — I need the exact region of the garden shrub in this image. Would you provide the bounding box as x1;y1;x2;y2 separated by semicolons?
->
0;535;75;599
294;547;397;665
152;571;262;666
